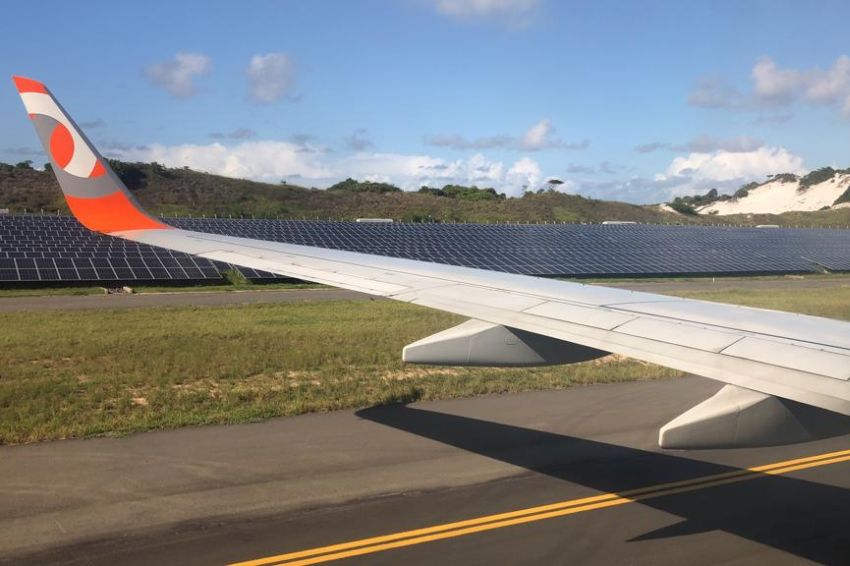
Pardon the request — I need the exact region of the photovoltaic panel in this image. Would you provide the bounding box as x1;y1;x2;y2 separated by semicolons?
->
0;214;849;284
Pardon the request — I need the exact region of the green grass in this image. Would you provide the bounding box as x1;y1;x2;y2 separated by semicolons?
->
0;300;678;444
573;273;850;285
0;286;106;298
668;287;850;319
4;272;849;300
1;285;847;445
131;281;324;294
0;281;324;298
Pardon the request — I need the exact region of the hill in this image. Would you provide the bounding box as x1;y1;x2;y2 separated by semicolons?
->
3;160;850;227
0;160;694;224
671;168;850;217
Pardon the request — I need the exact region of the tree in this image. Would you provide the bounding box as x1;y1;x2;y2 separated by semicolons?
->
14;160;33;170
546;178;564;193
327;178;401;193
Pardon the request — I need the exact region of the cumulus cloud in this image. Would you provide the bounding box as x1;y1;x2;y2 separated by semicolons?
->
345;129;374;151
691;55;850;117
505;157;541;191
112;141;332;182
662;146;803;185
209;128;256;140
753;56;850;115
144;52;212;98
575;146;805;203
247;53;297;104
107;140;545;196
433;0;539;24
518;119;587;150
426;119;588;151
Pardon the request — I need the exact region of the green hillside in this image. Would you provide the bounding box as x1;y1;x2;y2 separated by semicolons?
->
2;160;850;227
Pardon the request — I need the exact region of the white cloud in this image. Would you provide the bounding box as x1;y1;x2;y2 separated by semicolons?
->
505;157;541;192
112;141;331;182
751;57;802;105
426;119;588;151
692;55;850;117
144;52;211;98
575;146;805;203
433;0;539;24
518;119;554;150
760;55;850;115
247;53;297;104
107;140;545;196
662;146;804;186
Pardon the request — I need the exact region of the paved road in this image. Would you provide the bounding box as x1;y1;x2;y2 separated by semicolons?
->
3;376;850;565
1;275;848;312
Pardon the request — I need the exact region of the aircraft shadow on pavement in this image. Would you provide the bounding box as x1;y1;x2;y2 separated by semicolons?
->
356;404;850;564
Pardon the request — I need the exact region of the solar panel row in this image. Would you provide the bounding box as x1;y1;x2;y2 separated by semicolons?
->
1;214;849;283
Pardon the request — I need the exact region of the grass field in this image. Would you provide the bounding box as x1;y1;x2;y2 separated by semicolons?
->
1;285;848;444
0;281;323;298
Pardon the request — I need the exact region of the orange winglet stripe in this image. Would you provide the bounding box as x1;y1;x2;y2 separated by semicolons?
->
89;160;107;178
65;191;170;233
13;76;48;94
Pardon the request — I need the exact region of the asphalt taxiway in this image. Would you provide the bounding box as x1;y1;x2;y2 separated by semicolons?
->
3;376;849;565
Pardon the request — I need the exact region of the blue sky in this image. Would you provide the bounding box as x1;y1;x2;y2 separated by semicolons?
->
2;0;849;202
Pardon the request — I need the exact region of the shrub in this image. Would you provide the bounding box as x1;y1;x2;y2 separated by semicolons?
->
327;178;401;193
799;167;836;190
222;268;251;286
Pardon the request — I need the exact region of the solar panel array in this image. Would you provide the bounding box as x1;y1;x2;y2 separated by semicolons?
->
0;215;282;283
2;213;850;284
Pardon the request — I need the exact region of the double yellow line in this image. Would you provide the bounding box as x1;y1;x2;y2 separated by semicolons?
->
231;448;850;566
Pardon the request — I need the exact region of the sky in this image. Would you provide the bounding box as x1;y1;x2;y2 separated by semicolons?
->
1;0;849;203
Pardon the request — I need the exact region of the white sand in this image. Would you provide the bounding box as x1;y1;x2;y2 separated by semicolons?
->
699;173;850;215
657;203;681;214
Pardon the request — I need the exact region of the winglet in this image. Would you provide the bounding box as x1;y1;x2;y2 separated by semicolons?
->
11;76;170;234
12;75;48;94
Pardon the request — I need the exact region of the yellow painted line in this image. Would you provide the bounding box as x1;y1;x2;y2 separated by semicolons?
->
230;448;850;566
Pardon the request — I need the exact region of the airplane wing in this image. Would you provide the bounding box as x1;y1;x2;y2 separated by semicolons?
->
13;76;850;448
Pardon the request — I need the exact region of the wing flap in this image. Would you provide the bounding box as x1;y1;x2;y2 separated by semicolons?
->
613;317;742;353
524;301;637;330
613;300;850;351
722;338;850;381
